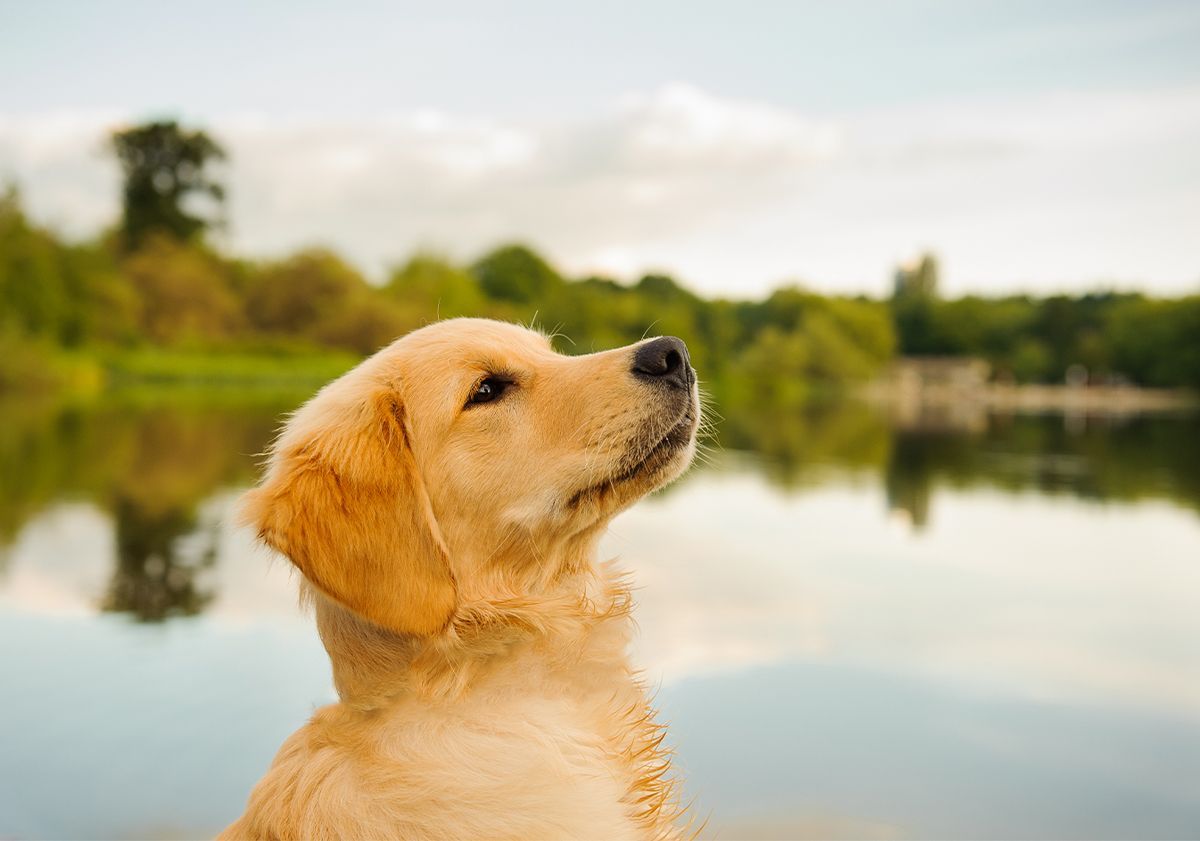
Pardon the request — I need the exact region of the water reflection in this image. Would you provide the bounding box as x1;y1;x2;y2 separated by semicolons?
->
722;397;1200;528
0;395;286;617
0;392;1197;839
2;394;1199;620
105;496;218;620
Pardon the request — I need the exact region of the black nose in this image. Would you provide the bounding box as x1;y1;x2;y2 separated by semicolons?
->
631;336;692;390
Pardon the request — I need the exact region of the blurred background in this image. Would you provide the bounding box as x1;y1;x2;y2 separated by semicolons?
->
1;2;1199;838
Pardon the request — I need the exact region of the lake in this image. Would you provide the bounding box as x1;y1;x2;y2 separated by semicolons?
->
1;394;1197;840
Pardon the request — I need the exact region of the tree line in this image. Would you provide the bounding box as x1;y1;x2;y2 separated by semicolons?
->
1;121;1196;399
892;255;1200;389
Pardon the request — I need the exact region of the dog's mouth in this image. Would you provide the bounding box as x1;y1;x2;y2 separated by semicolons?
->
567;404;698;509
622;406;697;477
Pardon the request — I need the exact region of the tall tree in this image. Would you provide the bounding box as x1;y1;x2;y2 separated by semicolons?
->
891;252;941;355
111;121;226;251
892;253;940;301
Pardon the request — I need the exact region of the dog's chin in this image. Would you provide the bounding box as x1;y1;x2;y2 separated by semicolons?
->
625;410;697;490
567;403;699;512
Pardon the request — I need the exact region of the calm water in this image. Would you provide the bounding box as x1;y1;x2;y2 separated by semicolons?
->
1;395;1198;840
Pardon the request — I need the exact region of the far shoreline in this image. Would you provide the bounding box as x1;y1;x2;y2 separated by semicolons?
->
864;381;1199;417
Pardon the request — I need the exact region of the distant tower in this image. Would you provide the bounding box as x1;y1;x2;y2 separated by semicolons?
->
893;253;940;300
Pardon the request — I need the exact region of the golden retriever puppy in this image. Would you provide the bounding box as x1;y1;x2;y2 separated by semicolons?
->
220;318;700;841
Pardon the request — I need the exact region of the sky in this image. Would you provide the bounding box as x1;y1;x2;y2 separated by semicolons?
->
1;0;1199;297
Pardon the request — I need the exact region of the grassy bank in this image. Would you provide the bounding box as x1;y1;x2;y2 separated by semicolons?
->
101;346;359;389
0;336;359;398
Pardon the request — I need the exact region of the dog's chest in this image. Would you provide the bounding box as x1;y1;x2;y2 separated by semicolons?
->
324;653;651;837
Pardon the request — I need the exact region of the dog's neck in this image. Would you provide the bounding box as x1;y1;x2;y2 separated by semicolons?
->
311;531;631;710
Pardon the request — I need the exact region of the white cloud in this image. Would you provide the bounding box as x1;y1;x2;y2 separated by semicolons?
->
613;83;841;171
1;83;1197;295
0;109;123;236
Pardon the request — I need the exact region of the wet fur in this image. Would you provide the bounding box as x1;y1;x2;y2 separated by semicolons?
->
220;319;699;840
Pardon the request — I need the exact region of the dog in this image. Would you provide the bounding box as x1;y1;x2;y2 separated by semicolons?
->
220;318;701;840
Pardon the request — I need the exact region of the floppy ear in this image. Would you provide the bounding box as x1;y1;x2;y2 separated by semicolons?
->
241;389;456;637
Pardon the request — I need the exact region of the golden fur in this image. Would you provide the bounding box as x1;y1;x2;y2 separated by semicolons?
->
220;318;701;840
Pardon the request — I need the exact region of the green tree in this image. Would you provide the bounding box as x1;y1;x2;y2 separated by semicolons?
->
311;296;416;355
1010;337;1053;382
111;121;226;251
891;253;942;356
0;186;69;339
60;241;142;346
121;235;243;344
385;253;487;319
471;244;564;304
1108;295;1200;389
245;249;368;336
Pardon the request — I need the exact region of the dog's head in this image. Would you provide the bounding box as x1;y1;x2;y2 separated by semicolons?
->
242;318;700;637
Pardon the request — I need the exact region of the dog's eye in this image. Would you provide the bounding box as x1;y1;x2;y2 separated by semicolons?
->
467;377;510;406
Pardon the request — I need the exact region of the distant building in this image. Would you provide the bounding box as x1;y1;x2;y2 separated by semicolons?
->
890;356;991;392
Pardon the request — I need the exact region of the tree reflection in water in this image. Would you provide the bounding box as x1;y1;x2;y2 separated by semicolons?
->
105;495;217;620
0;393;287;619
0;392;1197;620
